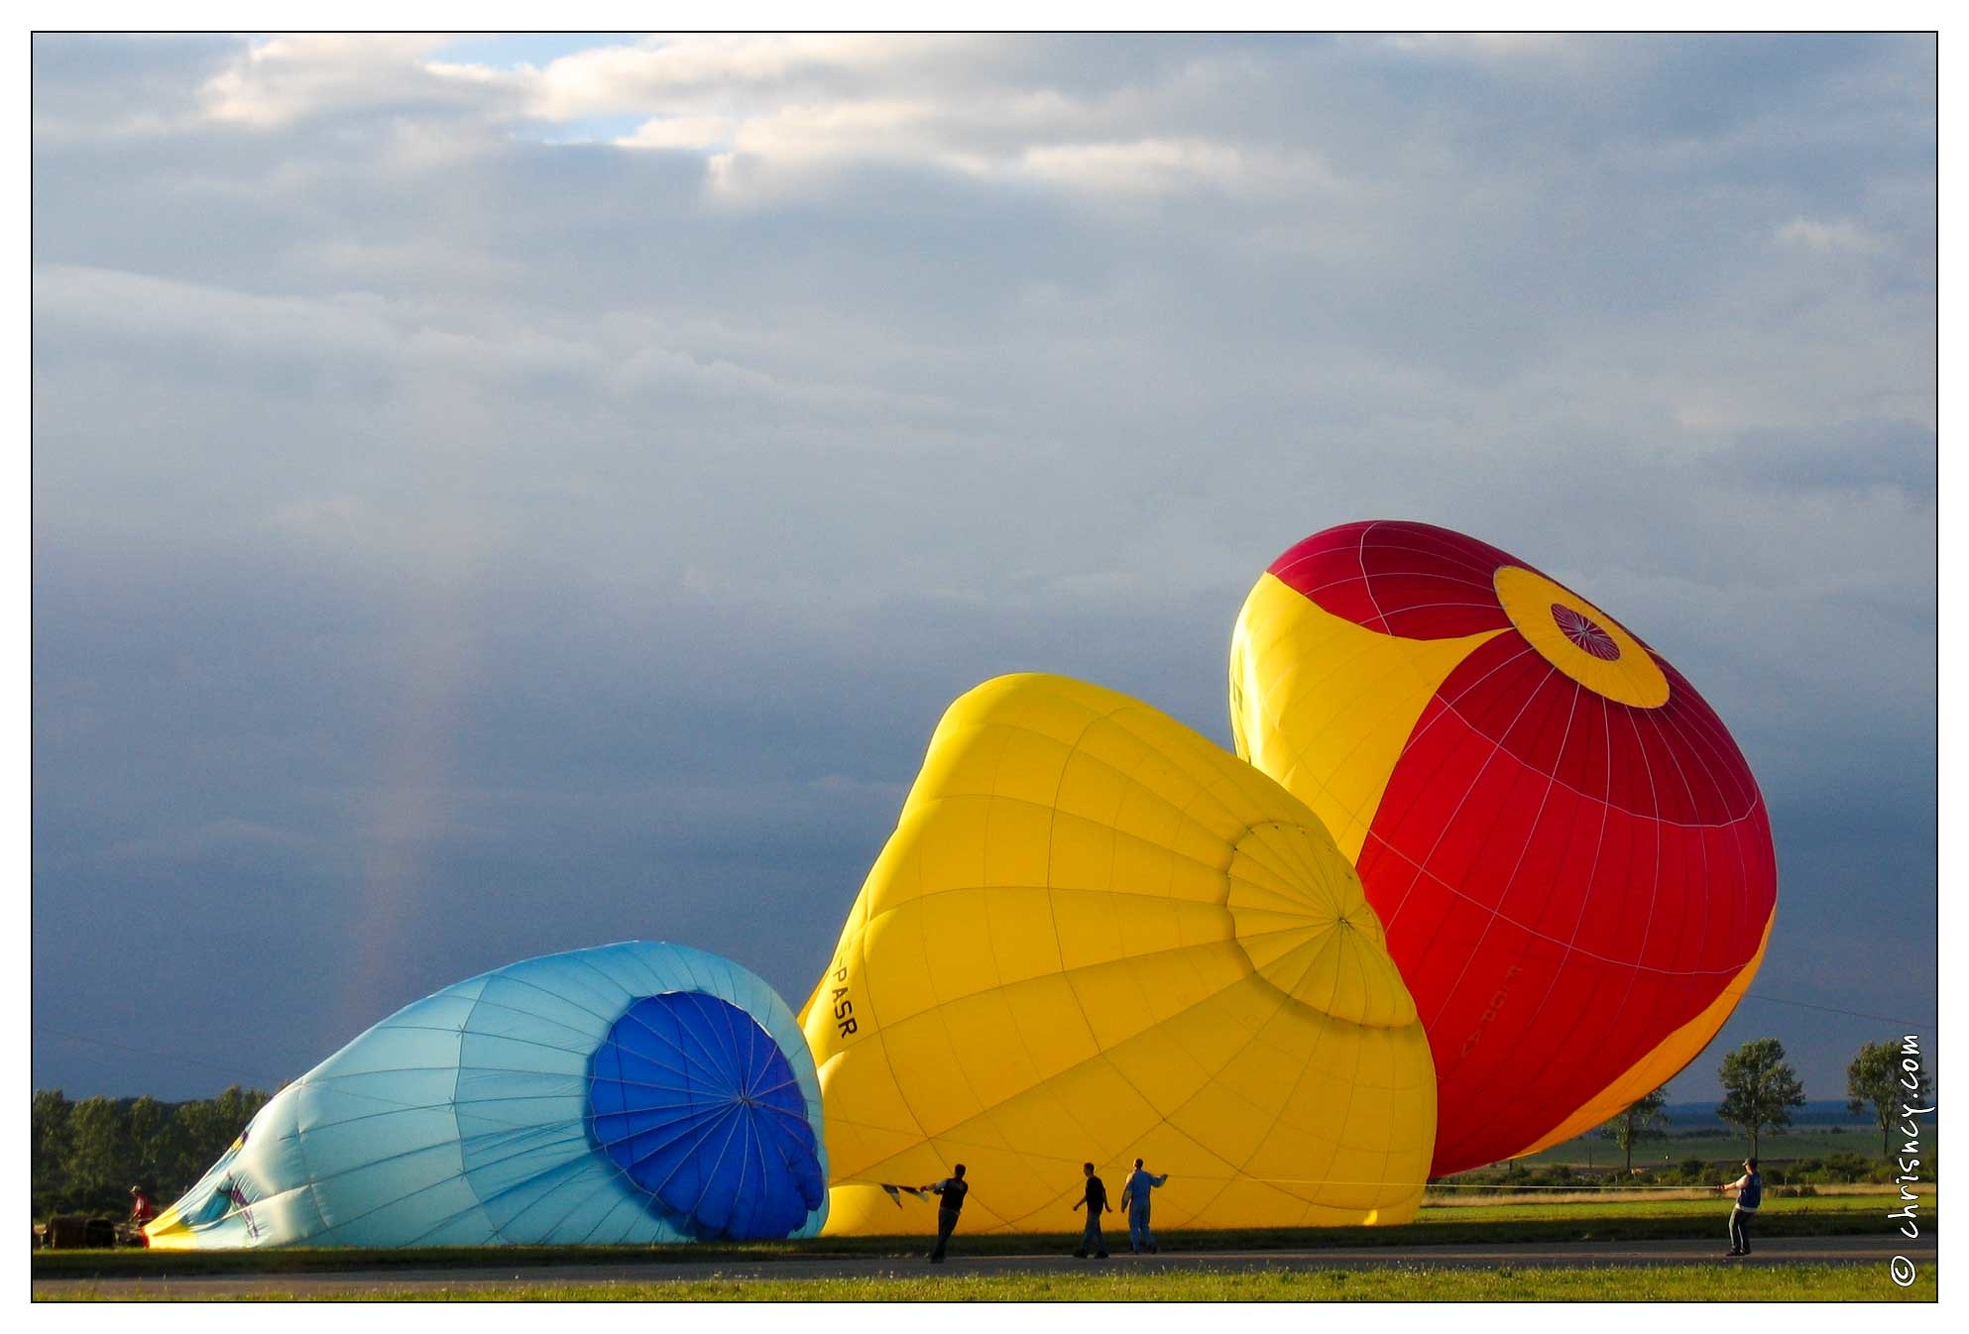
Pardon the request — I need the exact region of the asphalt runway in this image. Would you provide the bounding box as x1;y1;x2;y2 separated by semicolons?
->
33;1234;1937;1300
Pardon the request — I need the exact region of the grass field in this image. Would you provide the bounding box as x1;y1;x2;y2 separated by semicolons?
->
32;1186;1934;1287
1412;1189;1929;1223
1518;1126;1927;1169
1427;1183;1904;1208
34;1264;1937;1302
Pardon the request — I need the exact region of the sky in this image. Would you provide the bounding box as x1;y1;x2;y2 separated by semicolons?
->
30;32;1936;1116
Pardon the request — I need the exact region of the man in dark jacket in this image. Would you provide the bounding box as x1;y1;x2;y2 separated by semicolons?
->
925;1164;968;1263
1071;1162;1111;1258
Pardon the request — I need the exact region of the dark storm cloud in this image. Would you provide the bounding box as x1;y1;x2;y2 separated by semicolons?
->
32;34;1934;1106
32;536;1237;1094
1720;421;1936;501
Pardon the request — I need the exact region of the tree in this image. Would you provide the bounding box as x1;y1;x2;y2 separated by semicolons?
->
1597;1086;1671;1173
163;1085;271;1193
1717;1037;1806;1157
31;1086;277;1219
32;1090;74;1216
125;1095;185;1192
1847;1038;1934;1158
65;1096;135;1207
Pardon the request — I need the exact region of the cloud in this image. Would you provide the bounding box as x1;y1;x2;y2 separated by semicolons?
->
1718;420;1934;500
1017;138;1334;197
1775;216;1886;254
525;34;960;119
614;113;736;152
31;33;243;140
34;263;400;363
89;818;329;868
1370;33;1575;61
197;33;493;128
137;35;1365;207
30;34;1936;1104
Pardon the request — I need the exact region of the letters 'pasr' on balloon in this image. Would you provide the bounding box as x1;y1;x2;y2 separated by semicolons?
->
1229;520;1777;1177
800;673;1436;1235
146;942;829;1248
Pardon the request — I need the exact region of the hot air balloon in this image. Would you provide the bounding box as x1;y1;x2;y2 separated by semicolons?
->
801;673;1435;1235
146;942;828;1248
1229;520;1777;1176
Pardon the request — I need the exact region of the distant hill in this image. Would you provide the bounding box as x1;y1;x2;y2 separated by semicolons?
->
1666;1099;1873;1128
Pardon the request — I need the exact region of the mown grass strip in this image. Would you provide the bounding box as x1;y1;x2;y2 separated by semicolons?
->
31;1193;1933;1279
34;1264;1939;1303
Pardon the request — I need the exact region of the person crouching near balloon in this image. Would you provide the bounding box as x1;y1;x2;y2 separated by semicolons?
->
1718;1158;1762;1257
925;1165;968;1263
1120;1159;1168;1254
126;1185;156;1247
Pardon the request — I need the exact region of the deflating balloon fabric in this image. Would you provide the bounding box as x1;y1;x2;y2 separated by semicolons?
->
145;941;828;1248
801;672;1436;1235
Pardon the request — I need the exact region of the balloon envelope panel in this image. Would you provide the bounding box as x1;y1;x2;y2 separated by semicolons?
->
802;673;1435;1233
146;942;827;1248
1229;521;1777;1175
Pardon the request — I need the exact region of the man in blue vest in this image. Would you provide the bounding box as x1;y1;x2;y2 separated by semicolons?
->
1719;1157;1762;1256
925;1164;968;1263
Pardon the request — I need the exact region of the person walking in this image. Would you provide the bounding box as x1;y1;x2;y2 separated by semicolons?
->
1071;1162;1112;1258
925;1164;969;1263
1119;1158;1168;1254
1718;1157;1762;1257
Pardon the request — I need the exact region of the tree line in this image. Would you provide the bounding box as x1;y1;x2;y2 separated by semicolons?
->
32;1086;272;1219
31;1036;1933;1221
1597;1035;1934;1172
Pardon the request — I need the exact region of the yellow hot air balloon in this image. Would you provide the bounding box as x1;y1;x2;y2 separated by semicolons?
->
800;673;1435;1235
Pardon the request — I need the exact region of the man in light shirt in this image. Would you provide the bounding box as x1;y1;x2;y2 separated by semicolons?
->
1119;1158;1168;1254
1718;1157;1762;1257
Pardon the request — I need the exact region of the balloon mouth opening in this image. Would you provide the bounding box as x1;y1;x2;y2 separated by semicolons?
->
1224;821;1408;1026
588;990;826;1241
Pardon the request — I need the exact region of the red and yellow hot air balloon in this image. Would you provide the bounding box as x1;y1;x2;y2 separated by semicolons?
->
1230;520;1777;1177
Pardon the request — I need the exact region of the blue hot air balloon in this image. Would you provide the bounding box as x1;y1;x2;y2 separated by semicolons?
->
146;942;828;1248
